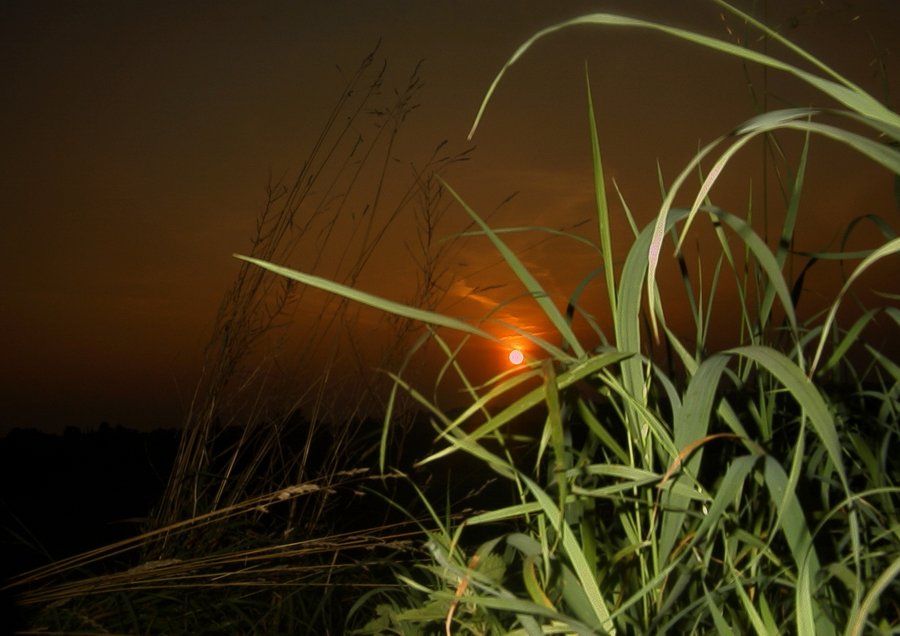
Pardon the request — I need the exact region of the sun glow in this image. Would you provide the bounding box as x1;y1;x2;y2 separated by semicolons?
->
508;349;525;365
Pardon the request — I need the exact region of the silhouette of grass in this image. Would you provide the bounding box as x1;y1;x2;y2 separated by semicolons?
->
5;3;899;634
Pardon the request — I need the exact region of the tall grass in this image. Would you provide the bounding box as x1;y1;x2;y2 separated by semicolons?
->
4;3;898;634
3;47;474;634
155;45;470;533
240;2;900;634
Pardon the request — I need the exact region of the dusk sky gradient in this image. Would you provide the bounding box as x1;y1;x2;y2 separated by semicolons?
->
3;0;898;433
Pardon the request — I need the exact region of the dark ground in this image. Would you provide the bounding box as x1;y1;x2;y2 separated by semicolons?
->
0;424;178;576
0;424;178;633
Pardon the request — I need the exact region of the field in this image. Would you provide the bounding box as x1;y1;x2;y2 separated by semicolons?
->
3;3;899;634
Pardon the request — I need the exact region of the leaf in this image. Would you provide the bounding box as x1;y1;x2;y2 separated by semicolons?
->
234;254;496;341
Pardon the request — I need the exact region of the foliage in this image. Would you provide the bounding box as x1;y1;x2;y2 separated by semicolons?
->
244;2;900;634
4;2;899;634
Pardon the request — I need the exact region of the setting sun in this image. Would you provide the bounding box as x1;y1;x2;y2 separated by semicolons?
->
508;349;525;365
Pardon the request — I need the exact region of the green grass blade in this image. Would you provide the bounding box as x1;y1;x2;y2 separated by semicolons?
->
846;554;900;636
659;354;730;565
704;584;736;636
775;119;900;175
693;454;760;545
542;360;569;540
810;237;900;373
762;456;832;636
234;254;496;341
819;308;879;375
577;398;628;464
468;14;897;141
760;129;810;326
451;224;600;252
615;209;689;441
585;64;617;319
727;552;771;636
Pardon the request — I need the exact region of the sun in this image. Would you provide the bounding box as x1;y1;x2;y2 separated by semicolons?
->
508;349;525;365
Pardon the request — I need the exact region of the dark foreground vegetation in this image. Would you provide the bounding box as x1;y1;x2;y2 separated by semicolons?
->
0;416;521;634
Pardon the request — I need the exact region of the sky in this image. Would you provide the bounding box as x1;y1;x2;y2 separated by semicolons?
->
2;0;899;434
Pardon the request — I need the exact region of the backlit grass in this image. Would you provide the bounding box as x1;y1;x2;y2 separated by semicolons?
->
244;3;900;634
4;2;898;634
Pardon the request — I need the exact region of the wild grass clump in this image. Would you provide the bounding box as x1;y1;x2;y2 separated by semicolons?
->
243;2;900;634
2;45;474;634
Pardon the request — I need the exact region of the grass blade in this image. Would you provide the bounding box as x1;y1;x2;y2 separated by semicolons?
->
234;254;497;341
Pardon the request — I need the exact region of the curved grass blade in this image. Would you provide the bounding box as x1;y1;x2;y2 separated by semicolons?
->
710;207;800;342
810;237;900;374
846;554;900;636
776;120;900;174
468;13;896;141
614;209;688;442
818;308;879;375
450;225;600;252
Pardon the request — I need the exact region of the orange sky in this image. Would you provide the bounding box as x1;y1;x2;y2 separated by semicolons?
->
2;1;898;433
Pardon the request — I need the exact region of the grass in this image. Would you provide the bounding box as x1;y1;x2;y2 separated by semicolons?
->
4;2;899;634
242;2;900;634
3;44;474;635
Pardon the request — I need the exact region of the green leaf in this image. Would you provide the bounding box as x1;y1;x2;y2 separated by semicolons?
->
234;254;496;341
